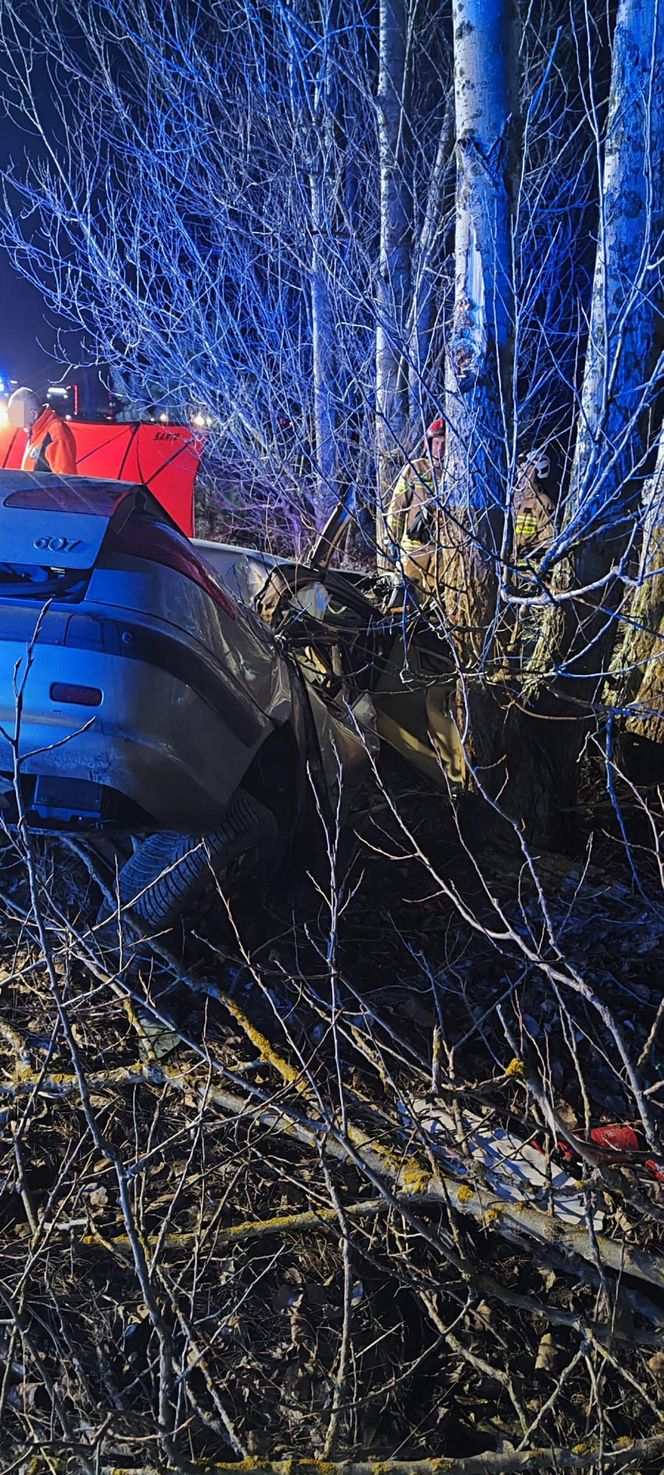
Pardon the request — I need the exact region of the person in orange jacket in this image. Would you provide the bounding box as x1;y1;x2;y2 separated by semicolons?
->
7;387;77;475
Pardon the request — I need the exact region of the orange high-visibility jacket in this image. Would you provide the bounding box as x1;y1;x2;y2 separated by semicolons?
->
22;408;77;476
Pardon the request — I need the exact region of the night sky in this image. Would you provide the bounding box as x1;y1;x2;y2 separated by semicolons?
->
0;108;77;393
0;267;60;391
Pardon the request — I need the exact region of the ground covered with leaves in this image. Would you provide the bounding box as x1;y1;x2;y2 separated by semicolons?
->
0;759;663;1474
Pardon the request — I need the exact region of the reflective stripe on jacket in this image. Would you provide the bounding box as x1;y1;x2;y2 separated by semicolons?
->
387;458;437;553
514;509;539;546
512;473;554;566
386;456;456;600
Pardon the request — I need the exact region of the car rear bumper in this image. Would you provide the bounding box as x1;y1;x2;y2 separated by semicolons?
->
0;622;279;831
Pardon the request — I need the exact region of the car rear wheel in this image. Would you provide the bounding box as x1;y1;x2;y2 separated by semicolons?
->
97;787;277;941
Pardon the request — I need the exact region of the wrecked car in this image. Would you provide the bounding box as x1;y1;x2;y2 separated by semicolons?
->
0;469;462;931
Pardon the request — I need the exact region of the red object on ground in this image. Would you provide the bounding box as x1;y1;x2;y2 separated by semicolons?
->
588;1124;641;1155
0;421;201;536
546;1122;664;1183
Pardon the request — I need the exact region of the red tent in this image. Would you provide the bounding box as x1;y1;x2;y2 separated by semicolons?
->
0;421;202;536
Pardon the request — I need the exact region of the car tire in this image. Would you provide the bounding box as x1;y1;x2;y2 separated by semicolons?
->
97;788;277;940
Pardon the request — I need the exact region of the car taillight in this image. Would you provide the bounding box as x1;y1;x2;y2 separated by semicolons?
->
50;683;103;706
107;517;236;619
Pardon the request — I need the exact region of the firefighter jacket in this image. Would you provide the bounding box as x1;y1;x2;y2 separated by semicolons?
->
22;408;77;476
387;456;444;593
512;467;554;567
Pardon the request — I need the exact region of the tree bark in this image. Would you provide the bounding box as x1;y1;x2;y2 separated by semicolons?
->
308;1;341;524
531;0;664;818
375;0;411;561
561;0;664;598
407;97;455;424
310;162;338;523
608;431;664;742
442;0;520;782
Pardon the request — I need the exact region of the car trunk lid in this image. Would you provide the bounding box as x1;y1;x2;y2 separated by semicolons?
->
0;477;136;572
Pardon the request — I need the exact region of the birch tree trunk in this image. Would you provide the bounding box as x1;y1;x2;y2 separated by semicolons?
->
442;0;520;778
310;162;338;524
607;432;664;744
532;0;664;810
408;99;455;424
284;1;339;527
546;0;664;654
375;0;411;559
308;0;341;524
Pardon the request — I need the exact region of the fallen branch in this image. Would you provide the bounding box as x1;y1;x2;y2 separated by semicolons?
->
5;1056;664;1313
22;1431;664;1474
12;864;661;1299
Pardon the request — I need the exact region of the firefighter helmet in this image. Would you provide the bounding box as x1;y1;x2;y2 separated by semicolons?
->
528;448;551;480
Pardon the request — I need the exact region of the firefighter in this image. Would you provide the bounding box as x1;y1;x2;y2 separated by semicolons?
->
7;387;77;476
386;418;465;783
509;449;555;664
386;417;446;598
512;449;554;573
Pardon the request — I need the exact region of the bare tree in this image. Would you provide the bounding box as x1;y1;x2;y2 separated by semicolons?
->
375;0;411;548
528;0;664;814
420;0;664;838
441;0;521;776
609;430;664;743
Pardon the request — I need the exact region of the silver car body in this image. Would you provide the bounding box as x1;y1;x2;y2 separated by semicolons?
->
192;537;283;607
0;469;456;840
0;472;305;831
